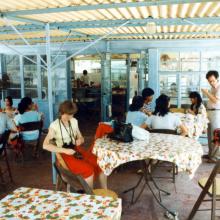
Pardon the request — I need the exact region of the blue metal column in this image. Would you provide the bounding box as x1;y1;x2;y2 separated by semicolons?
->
0;54;6;106
137;50;147;95
148;48;159;106
177;73;181;108
37;55;42;99
101;52;111;121
0;54;6;73
46;23;56;184
66;54;72;100
19;55;24;98
126;54;131;111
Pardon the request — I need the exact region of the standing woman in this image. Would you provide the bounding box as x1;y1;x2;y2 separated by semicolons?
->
188;91;207;118
43;100;107;189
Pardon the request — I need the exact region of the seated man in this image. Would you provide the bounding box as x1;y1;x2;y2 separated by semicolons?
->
141;87;155;116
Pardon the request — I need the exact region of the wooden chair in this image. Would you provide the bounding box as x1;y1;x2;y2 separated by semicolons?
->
188;160;220;220
0;130;13;184
55;153;118;199
149;129;178;183
18;120;43;158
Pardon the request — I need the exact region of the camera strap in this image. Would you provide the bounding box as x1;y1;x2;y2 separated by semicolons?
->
59;119;76;145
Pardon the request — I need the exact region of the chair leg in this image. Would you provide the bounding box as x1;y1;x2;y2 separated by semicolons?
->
66;183;70;192
211;180;216;220
55;175;63;191
0;166;5;185
188;178;215;220
172;163;175;183
3;149;13;183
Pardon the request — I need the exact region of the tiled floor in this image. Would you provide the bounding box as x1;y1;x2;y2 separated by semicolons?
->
0;116;218;220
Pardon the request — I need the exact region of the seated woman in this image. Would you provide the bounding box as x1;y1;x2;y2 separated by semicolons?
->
146;94;188;136
126;96;148;128
43;100;107;189
0;112;17;135
187;91;207;117
3;96;17;118
14;97;41;141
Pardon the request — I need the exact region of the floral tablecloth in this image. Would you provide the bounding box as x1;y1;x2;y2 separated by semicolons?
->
93;133;203;176
0;187;122;220
174;112;208;139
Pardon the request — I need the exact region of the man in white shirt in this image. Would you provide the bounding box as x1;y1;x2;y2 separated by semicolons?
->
202;70;220;161
80;70;90;86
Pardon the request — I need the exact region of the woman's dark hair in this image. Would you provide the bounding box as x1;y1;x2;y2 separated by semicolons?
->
129;96;144;112
189;91;203;115
18;97;33;114
5;96;13;106
142;88;154;99
206;70;219;79
153;94;170;116
59;100;78;116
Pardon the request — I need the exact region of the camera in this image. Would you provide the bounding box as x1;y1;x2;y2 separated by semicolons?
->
62;142;75;149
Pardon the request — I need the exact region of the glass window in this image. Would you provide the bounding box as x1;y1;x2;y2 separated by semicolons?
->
159;52;179;71
111;60;127;88
40;55;47;100
159;74;177;106
5;55;21;99
181;73;200;105
24;55;38;98
201;51;220;71
180;52;200;71
181;62;200;71
75;59;101;86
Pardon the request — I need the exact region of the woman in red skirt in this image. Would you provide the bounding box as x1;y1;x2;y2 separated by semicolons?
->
43;100;107;189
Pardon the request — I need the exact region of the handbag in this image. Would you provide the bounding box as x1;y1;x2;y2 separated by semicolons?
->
108;121;133;143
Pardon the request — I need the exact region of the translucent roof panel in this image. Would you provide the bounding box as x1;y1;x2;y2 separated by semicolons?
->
0;0;220;44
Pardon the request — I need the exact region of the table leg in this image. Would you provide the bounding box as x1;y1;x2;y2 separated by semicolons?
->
123;159;178;219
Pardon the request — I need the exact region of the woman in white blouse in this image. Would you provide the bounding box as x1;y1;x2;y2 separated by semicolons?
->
43;100;107;189
146;94;188;136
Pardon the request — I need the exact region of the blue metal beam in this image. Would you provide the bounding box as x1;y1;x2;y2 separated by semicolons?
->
4;31;220;44
4;15;45;26
5;0;218;16
0;27;88;38
1;16;220;33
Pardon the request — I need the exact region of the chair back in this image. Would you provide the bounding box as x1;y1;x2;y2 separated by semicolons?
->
149;129;178;135
54;161;93;194
0;130;10;155
19;121;43;132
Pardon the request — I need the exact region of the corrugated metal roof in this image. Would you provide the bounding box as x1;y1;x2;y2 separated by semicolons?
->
0;0;220;44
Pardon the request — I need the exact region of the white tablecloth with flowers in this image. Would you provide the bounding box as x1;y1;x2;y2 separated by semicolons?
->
174;113;208;139
93;133;203;176
0;187;122;220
